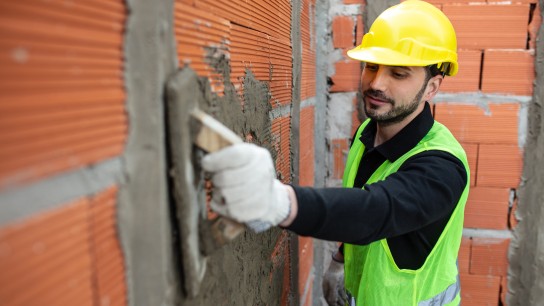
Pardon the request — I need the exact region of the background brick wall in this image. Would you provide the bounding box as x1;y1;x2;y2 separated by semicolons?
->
327;1;540;305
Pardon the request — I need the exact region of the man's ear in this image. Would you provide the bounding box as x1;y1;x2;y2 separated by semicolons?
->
424;75;443;101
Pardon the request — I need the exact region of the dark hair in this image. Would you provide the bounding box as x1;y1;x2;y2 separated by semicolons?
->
424;63;448;83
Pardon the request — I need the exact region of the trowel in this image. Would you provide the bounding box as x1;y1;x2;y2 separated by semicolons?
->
189;108;247;245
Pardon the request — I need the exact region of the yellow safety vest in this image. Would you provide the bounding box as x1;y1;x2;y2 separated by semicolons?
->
342;119;470;306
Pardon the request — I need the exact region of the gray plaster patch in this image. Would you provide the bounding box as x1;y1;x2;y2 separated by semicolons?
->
301;97;317;109
119;0;181;305
291;0;302;188
0;158;123;227
462;228;513;239
315;0;331;189
364;0;399;33
313;0;332;304
328;92;357;139
330;3;362;16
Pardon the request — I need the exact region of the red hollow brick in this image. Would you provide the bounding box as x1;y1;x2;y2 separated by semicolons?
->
298;236;314;296
500;276;508;306
330;61;361;92
460;273;501;306
0;198;94;306
299;107;315;186
331;138;349;179
434;103;520;145
272;116;292;183
89;187;127;306
458;236;471;274
461;143;478;187
470;237;510;276
477;144;523;188
481;49;535;96
332;16;355;49
440;50;481;93
443;3;530;49
464;187;510;230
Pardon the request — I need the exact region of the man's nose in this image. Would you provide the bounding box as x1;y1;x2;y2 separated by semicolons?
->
369;67;388;92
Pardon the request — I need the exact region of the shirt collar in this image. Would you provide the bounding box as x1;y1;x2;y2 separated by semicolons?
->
359;102;434;162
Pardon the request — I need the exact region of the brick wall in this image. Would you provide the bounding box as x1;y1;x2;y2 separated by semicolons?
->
327;1;541;305
0;2;128;305
435;1;538;305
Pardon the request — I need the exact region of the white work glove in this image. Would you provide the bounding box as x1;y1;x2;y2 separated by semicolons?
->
322;255;347;306
201;143;291;232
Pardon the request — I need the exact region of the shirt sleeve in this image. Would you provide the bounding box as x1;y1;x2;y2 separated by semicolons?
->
285;150;468;245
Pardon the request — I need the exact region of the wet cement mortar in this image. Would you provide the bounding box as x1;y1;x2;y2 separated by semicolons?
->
179;51;287;305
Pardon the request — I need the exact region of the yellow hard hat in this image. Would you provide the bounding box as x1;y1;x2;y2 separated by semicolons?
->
347;0;458;76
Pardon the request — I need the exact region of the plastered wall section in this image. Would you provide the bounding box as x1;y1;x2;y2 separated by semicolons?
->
175;0;316;304
0;2;128;306
329;1;541;305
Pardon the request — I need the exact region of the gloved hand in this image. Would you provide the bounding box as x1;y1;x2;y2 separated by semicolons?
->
201;143;291;232
322;254;347;306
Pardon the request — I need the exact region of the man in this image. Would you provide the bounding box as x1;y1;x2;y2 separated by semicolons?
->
202;1;470;305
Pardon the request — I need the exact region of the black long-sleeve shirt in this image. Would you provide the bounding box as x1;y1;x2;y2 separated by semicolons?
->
286;102;467;270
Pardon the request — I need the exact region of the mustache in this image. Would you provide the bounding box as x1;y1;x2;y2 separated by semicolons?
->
363;89;394;105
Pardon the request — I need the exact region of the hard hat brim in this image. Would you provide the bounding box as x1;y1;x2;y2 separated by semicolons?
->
347;46;458;76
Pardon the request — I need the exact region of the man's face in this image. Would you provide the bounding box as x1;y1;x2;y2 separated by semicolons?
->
361;63;431;126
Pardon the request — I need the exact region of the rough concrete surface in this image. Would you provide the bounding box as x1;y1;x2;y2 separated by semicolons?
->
119;0;181;305
315;0;331;189
290;1;302;303
508;2;544;304
313;0;332;304
291;0;302;187
175;69;292;304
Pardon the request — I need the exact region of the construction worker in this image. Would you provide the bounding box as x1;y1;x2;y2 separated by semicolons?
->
202;1;469;305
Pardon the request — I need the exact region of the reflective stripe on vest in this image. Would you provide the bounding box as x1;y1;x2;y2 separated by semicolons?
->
418;274;460;306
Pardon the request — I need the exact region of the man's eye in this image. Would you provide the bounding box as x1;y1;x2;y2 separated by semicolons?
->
366;65;378;71
392;72;407;79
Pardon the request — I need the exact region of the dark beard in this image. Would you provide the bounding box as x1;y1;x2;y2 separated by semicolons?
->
363;81;427;126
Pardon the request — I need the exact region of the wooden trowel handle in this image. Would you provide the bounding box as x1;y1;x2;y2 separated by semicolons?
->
190;109;246;243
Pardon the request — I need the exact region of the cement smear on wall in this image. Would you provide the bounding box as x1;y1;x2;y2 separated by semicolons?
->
119;0;180;305
508;2;544;304
175;48;293;304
